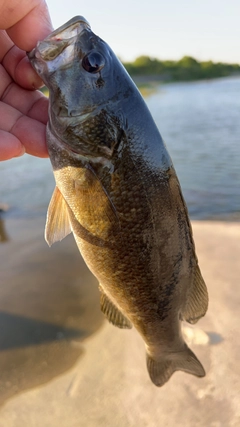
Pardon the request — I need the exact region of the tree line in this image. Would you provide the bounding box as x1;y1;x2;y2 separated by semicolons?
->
123;55;240;81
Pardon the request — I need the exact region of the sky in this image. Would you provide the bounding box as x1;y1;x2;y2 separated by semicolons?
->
46;0;240;64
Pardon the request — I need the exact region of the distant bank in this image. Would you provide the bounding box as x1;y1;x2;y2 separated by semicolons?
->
40;56;240;98
123;55;240;83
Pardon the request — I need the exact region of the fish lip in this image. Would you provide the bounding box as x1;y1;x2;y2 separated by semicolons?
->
27;16;91;63
45;16;91;40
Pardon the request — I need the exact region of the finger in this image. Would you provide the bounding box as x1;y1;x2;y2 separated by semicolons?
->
3;0;53;51
0;30;13;60
12;114;48;157
0;101;48;158
0;66;48;123
11;54;44;89
0;30;44;89
0;131;25;161
3;82;49;124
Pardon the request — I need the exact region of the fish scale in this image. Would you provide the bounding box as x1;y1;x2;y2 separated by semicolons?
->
28;15;208;387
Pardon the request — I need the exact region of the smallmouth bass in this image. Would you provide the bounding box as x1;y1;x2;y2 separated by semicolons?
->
28;16;208;387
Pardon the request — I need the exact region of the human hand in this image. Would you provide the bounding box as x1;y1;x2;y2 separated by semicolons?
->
0;0;53;161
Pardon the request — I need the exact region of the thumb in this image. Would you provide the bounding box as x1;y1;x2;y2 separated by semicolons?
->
1;0;53;51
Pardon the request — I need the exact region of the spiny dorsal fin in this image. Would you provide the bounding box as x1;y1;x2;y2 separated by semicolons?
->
99;285;132;329
182;265;208;324
45;186;72;247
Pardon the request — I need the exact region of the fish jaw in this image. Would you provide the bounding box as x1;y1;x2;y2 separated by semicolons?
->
27;16;91;79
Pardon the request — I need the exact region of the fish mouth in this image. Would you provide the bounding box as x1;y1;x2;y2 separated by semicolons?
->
27;16;90;62
46;16;90;40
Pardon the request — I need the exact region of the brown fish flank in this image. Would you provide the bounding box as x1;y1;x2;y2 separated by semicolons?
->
28;16;208;387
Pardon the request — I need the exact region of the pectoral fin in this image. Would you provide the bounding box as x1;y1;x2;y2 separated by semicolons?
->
182;265;208;324
72;165;120;240
45;186;72;246
99;285;132;329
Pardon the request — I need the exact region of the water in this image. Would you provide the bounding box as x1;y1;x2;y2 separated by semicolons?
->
0;76;240;220
147;77;240;220
0;155;53;218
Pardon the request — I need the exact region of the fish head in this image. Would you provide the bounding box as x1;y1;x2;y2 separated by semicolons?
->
28;16;135;161
27;16;91;82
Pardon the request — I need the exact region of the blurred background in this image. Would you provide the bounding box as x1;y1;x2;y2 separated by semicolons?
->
0;1;239;425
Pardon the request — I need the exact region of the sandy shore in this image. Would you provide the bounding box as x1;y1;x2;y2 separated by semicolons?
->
0;218;239;426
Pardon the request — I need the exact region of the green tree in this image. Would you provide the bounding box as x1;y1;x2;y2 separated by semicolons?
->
123;55;240;82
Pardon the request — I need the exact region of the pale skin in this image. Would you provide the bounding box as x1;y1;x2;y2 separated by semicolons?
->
0;0;53;161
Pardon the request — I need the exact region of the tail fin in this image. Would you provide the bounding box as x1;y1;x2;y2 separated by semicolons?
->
146;344;205;387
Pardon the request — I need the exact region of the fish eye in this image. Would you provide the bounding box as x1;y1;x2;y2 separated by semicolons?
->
82;52;105;73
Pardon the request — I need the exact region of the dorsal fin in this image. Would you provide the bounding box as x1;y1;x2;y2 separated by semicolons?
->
45;186;72;246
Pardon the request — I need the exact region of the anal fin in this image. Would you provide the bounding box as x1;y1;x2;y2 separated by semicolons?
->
99;285;132;329
182;265;208;324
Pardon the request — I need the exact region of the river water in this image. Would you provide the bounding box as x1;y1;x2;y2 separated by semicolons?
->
0;76;240;220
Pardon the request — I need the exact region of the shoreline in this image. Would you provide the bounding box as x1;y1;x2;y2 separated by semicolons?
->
131;72;240;84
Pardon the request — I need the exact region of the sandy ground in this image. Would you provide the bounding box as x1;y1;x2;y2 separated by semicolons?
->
0;217;239;426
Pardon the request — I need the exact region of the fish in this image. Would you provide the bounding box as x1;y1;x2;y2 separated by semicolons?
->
28;16;208;387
